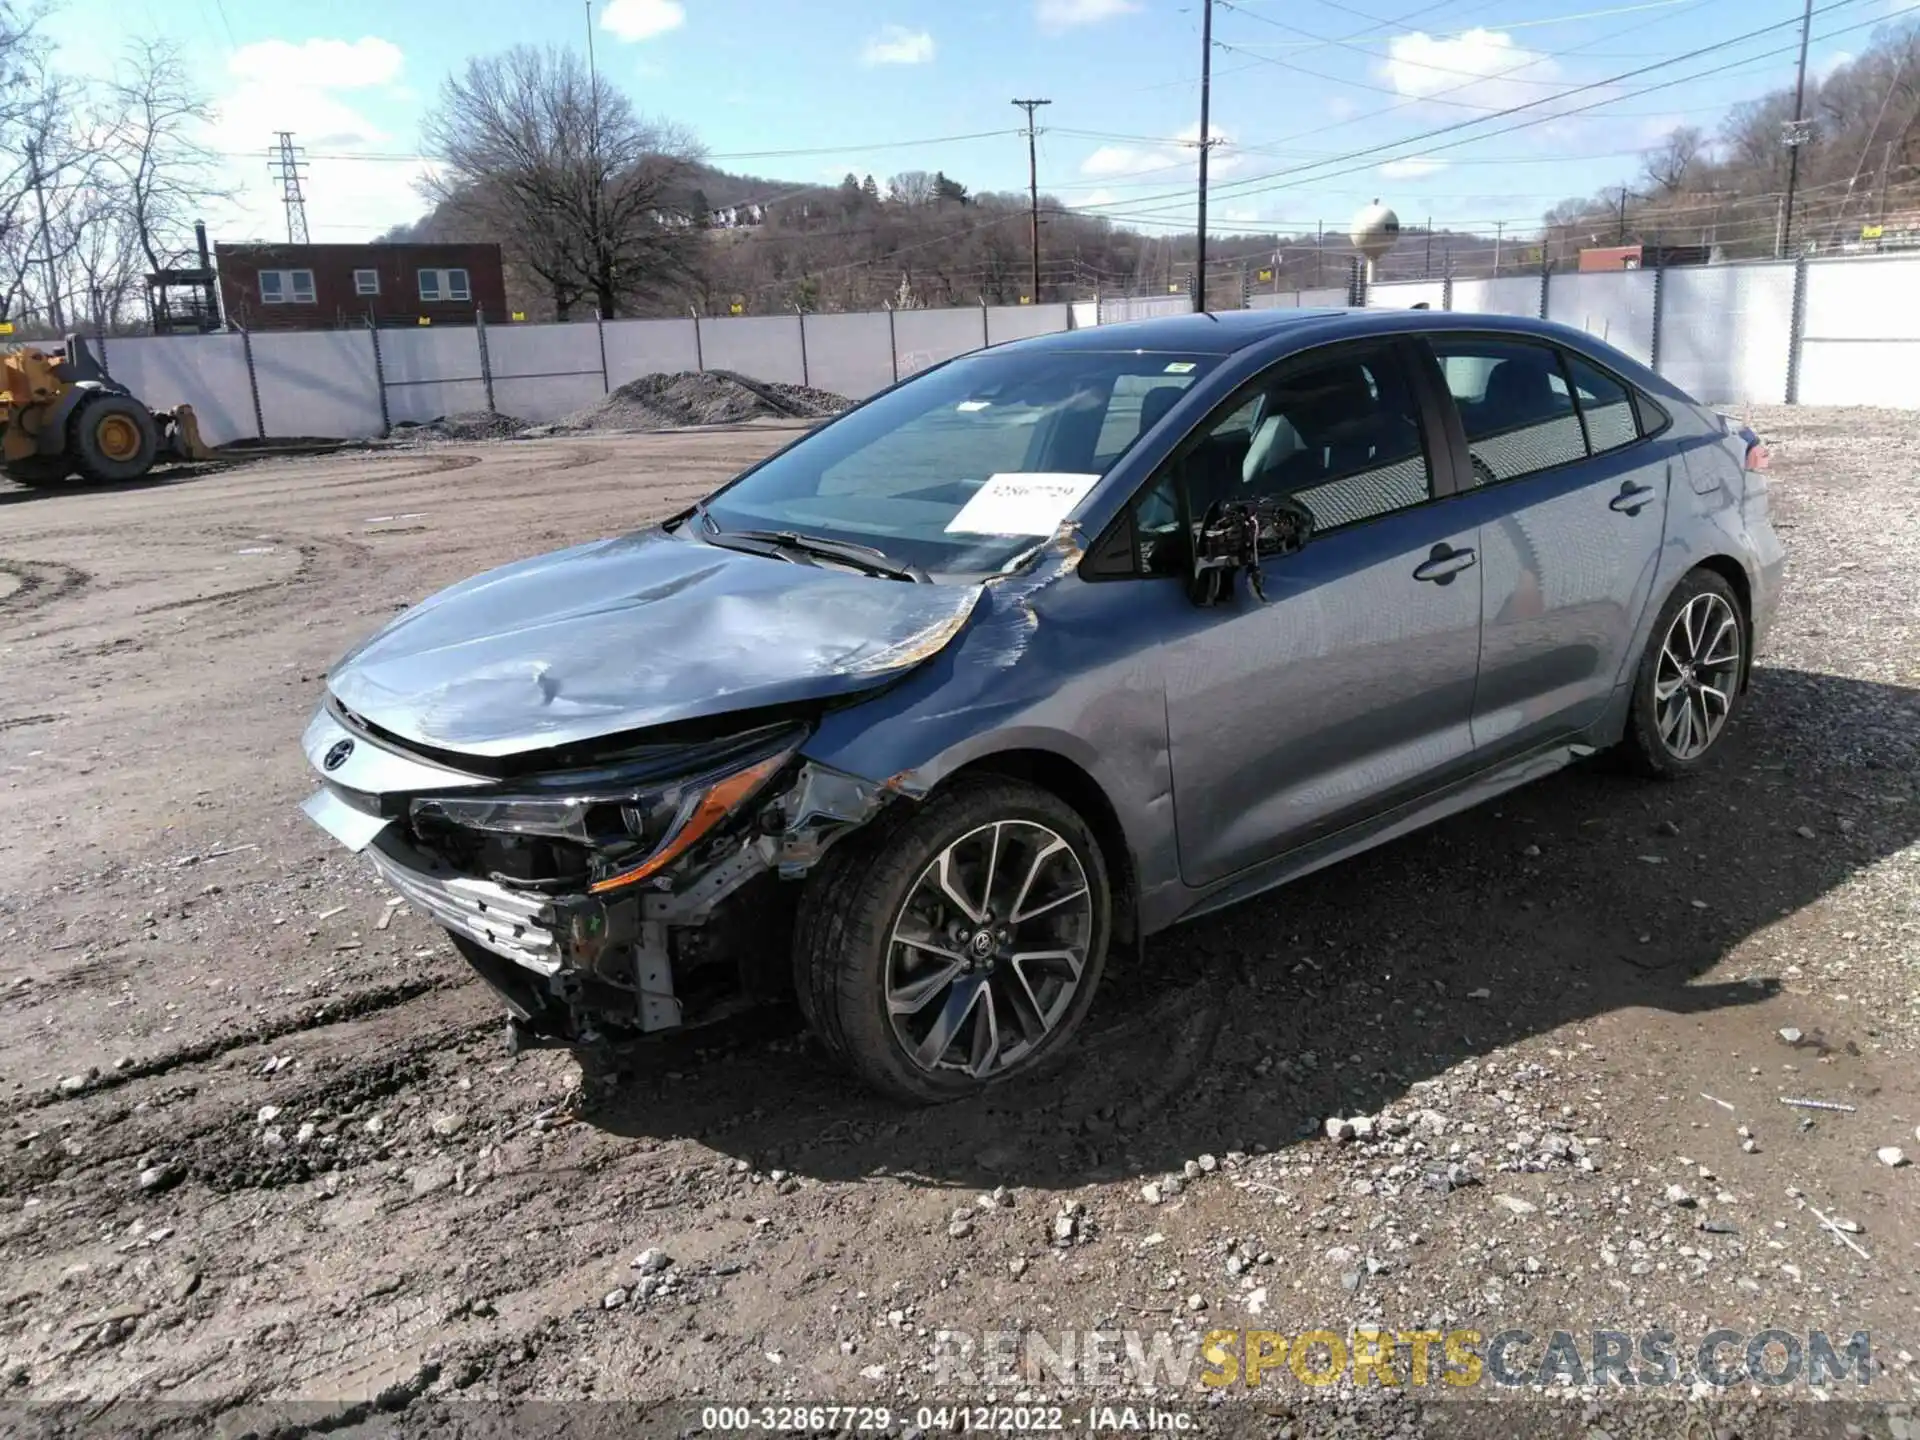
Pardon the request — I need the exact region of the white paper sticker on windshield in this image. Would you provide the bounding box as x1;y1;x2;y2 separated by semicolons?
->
944;472;1103;536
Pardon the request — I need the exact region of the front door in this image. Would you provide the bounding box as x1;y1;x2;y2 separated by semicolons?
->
1424;337;1669;756
1152;344;1485;889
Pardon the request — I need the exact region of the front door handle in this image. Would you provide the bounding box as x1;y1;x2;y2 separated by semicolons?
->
1413;543;1477;584
1610;481;1657;515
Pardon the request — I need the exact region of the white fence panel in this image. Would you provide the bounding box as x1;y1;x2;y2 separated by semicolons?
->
1069;301;1098;329
488;322;604;423
1098;295;1192;323
603;318;701;384
1546;270;1656;365
986;303;1070;346
104;333;256;446
802;312;895;400
894;307;988;377
1298;287;1350;309
253;330;383;439
699;315;806;385
1658;262;1794;405
1797;256;1920;405
378;326;487;424
1367;280;1445;310
1247;291;1301;310
1450;275;1541;317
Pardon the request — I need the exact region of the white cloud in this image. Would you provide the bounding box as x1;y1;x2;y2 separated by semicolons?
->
206;37;431;242
1379;28;1559;111
1379;157;1448;179
227;37;404;89
1037;0;1141;34
862;25;935;65
602;0;686;42
1078;123;1239;182
1814;49;1854;81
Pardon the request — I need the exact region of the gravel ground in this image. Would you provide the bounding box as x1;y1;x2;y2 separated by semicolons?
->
391;412;529;443
0;407;1914;1436
540;370;852;434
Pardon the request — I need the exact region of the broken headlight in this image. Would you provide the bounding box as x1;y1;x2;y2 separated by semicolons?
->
409;725;803;893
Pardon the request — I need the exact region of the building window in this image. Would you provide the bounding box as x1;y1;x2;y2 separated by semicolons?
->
259;269;316;304
417;267;471;302
353;268;380;296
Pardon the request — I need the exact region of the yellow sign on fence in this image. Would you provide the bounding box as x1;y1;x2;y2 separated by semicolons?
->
1257;268;1273;282
729;302;744;315
510;311;526;321
417;316;432;325
0;321;13;335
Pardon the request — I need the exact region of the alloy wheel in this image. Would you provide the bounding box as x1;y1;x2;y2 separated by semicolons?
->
1653;591;1741;761
885;820;1094;1078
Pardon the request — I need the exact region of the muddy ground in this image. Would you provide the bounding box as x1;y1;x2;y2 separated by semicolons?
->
0;409;1915;1436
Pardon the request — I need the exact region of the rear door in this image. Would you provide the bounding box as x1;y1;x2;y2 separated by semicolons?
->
1422;336;1669;757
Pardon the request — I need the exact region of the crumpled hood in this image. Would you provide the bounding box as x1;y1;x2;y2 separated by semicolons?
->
328;529;982;759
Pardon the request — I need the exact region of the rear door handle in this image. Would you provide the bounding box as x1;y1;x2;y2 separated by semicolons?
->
1610;481;1657;515
1413;543;1477;584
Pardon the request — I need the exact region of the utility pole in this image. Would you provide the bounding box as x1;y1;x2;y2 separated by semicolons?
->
1315;220;1323;287
1876;139;1895;241
1194;0;1215;311
1781;0;1814;255
1424;215;1432;277
585;0;598;86
1011;99;1051;303
25;139;64;334
1494;220;1504;277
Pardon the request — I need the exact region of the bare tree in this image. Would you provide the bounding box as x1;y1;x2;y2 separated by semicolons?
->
421;45;703;319
887;170;935;207
1643;125;1705;195
100;39;229;275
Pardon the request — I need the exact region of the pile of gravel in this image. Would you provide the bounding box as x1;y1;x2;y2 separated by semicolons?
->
544;370;852;434
394;410;526;442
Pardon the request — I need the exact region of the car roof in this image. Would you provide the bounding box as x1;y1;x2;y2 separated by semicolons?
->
1005;306;1605;357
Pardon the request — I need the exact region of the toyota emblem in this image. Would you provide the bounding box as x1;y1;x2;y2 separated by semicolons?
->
322;739;355;772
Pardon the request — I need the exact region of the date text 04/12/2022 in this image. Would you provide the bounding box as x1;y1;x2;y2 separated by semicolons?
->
696;1405;1195;1432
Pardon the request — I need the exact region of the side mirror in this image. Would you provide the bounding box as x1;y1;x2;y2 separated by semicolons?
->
1186;495;1313;606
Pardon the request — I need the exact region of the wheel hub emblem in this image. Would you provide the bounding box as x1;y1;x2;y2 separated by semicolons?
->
322;739;354;771
968;931;996;959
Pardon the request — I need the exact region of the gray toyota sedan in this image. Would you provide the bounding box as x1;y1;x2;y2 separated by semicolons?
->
299;308;1783;1103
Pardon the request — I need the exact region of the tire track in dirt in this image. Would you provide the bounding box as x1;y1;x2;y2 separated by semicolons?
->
5;974;464;1118
0;990;502;1222
0;559;91;627
133;530;374;620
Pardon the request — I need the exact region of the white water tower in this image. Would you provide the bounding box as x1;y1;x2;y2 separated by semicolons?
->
1350;200;1401;288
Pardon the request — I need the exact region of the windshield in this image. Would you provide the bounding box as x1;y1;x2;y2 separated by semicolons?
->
698;347;1222;575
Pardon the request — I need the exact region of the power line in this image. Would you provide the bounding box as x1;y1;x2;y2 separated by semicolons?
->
1070;0;1889;222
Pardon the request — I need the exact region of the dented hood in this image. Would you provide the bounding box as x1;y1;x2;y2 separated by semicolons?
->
327;529;981;759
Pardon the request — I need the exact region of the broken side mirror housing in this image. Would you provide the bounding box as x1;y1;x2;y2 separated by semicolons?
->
1185;494;1313;607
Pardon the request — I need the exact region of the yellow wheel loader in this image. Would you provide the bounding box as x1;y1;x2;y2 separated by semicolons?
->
1;346;212;486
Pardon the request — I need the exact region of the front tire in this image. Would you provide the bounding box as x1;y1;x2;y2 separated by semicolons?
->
71;394;159;483
1620;568;1748;778
793;777;1111;1104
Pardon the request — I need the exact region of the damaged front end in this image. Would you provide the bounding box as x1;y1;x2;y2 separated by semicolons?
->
299;704;902;1056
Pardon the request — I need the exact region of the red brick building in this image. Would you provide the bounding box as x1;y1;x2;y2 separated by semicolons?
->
214;242;509;330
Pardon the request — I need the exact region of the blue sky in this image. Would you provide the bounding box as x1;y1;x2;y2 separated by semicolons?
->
38;0;1891;247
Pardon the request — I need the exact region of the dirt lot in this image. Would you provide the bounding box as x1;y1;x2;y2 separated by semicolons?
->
0;408;1916;1435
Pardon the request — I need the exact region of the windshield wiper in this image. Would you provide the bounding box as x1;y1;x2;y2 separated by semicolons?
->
721;528;931;584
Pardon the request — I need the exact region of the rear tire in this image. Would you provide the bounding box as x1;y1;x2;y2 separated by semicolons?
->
1619;568;1748;779
2;454;73;486
793;776;1111;1104
70;394;159;483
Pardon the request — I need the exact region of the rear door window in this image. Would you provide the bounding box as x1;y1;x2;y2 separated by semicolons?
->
1430;339;1586;485
1564;353;1640;454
